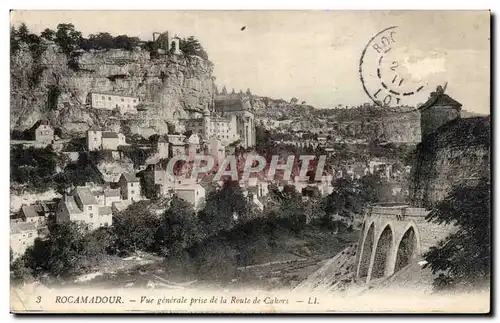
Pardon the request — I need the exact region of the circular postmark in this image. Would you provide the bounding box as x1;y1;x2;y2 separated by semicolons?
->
359;26;446;110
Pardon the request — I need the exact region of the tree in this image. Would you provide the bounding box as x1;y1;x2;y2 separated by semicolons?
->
54;23;82;56
10;26;20;54
179;36;208;59
290;97;298;105
111;200;160;254
246;88;252;96
199;181;249;235
17;23;29;42
277;185;309;232
10;257;34;283
221;86;228;95
40;28;55;41
358;173;383;204
322;178;364;232
22;222;97;279
157;196;206;257
10;145;60;192
423;178;491;291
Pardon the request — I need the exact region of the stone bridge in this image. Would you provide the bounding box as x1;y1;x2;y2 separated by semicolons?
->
354;203;454;284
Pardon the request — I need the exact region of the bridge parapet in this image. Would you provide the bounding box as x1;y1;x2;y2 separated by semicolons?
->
355;203;452;285
368;203;429;220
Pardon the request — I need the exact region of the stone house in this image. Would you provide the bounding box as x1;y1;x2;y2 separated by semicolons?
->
118;173;141;202
10;222;38;260
56;187;113;230
35;120;54;144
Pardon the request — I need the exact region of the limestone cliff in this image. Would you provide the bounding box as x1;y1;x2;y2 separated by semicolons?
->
409;116;491;207
10;43;214;137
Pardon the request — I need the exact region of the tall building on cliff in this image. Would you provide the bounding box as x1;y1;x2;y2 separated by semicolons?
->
182;93;256;148
409;90;490;207
214;93;256;148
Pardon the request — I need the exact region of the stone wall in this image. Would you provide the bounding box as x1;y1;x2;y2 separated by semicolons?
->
354;204;455;284
410;117;490;207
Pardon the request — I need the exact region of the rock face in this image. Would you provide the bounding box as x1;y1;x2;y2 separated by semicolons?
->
10;44;214;137
410;116;490;207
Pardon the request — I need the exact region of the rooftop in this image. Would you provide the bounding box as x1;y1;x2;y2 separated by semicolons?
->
21;205;44;218
76;187;98;205
65;195;84;214
104;188;121;197
121;172;140;182
112;200;132;212
91;91;139;99
174;183;205;191
214;96;252;112
418;91;462;112
102;131;119;139
98;206;112;215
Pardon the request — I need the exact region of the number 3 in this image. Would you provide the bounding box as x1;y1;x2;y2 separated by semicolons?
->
36;296;41;303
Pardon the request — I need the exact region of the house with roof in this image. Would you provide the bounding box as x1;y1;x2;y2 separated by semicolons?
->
186;133;201;156
214;94;256;148
87;130;127;151
118;173;142;201
34;120;54;144
104;188;122;206
20;204;46;227
111;200;133;214
167;134;187;157
173;182;206;210
90;92;140;114
157;136;169;158
10;222;38;260
56;187;113;230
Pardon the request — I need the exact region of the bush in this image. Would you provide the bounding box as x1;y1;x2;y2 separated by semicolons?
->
10;145;59;192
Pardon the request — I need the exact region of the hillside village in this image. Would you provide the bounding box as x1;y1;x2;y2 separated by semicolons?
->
9;22;490;296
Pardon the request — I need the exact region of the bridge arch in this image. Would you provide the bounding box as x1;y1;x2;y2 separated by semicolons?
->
370;224;395;280
393;224;420;274
357;222;375;279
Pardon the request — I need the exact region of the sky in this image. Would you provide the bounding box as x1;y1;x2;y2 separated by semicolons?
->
10;10;490;114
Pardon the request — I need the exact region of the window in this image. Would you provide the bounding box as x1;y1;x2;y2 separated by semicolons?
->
121;98;124;102
104;222;109;227
133;99;136;103
102;96;105;100
130;183;134;187
88;206;92;210
89;213;93;218
108;97;111;100
28;233;33;238
131;190;135;194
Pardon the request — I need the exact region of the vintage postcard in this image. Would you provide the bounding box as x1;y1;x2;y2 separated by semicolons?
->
9;10;491;314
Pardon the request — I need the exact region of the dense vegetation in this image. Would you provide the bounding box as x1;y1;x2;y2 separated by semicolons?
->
11;22;209;61
11;176;378;283
423;177;491;291
10;145;63;193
